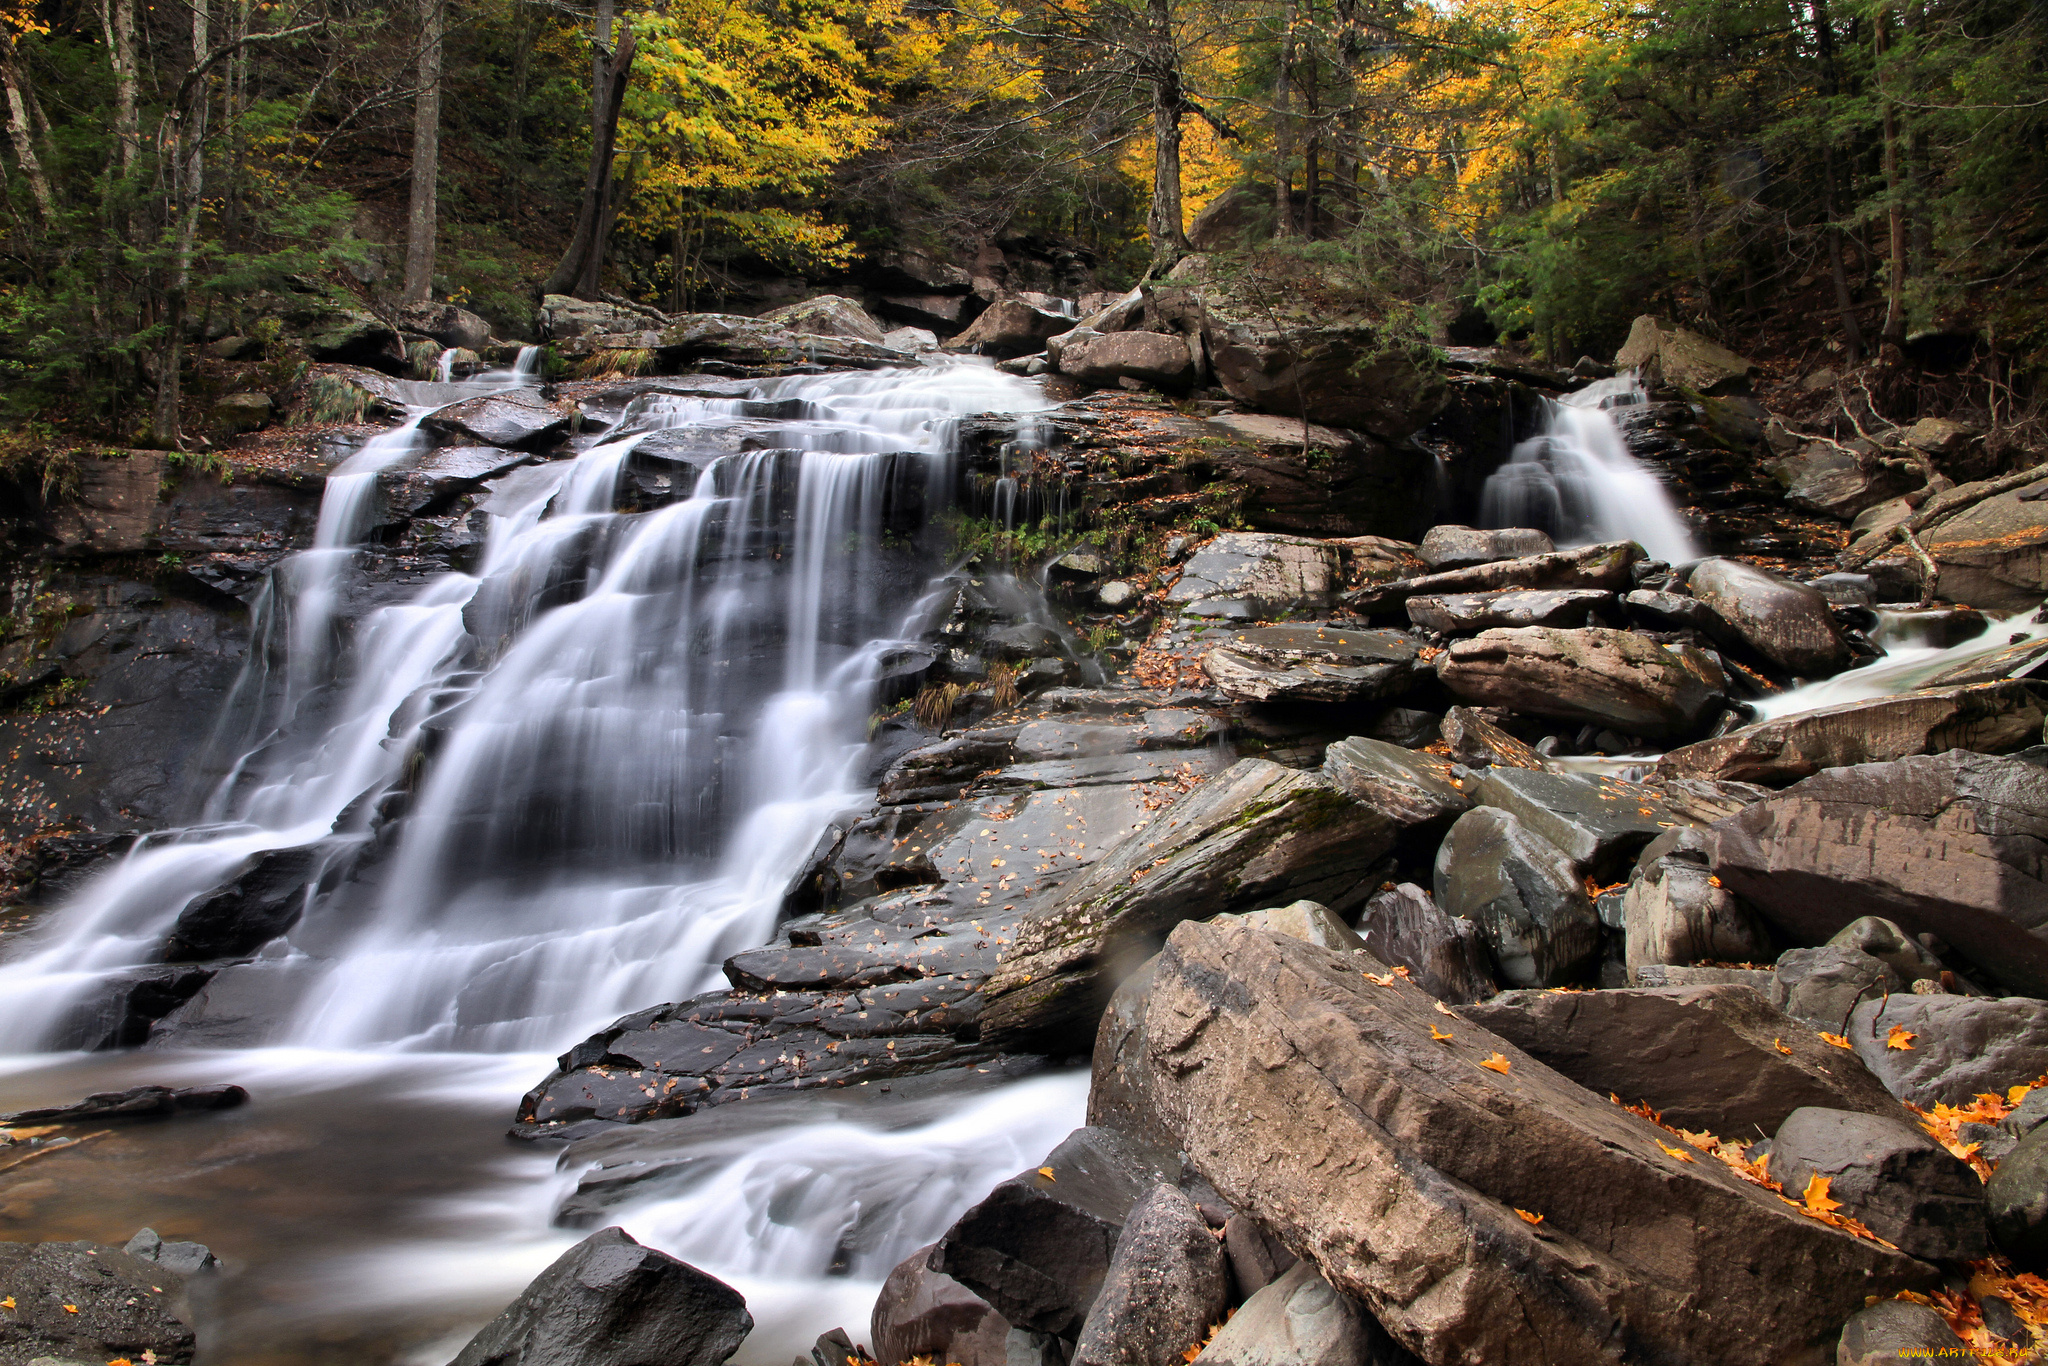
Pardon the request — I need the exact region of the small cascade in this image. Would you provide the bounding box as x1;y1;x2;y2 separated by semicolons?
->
1478;375;1698;564
434;348;457;384
1749;607;2048;723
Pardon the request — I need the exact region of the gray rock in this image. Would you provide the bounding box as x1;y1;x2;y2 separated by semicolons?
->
397;300;494;349
1830;917;1947;985
1471;767;1743;881
1220;1215;1297;1301
1435;627;1728;740
538;294;654;339
931;1127;1176;1337
450;1226;751;1366
1770;1107;1988;1262
1847;994;2048;1108
1989;1122;2048;1265
1097;580;1139;610
1835;1299;1967;1365
1767;443;1915;521
881;327;940;354
0;1240;196;1366
1193;1261;1412;1366
1624;856;1771;981
1125;920;1936;1366
1320;738;1471;832
1204;625;1420;704
1708;751;2048;995
122;1227;219;1277
1165;534;1340;618
1772;946;1904;1031
1463;985;1906;1136
871;1245;1011;1366
1347;541;1643;615
1924;488;2048;612
1405;588;1611;634
1354;882;1499;1005
1070;1185;1228;1366
1215;900;1363;952
762;295;889;344
1686;558;1850;676
1439;706;1551;770
1613;315;1756;393
1363;708;1440;749
211;391;272;431
951;300;1074;359
2007;1089;2048;1142
1415;526;1555;571
1621;588;1730;638
1433;806;1599;988
423;390;572;450
982;759;1395;1051
1058;332;1196;391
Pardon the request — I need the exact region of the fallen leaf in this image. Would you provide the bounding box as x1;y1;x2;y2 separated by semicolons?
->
1432;1000;1458;1017
1;1297;12;1309
1478;1052;1512;1074
1363;970;1396;987
1393;966;1412;978
1657;1142;1697;1163
1773;1037;1792;1056
1803;1174;1843;1214
1515;1208;1544;1225
1887;1025;1918;1051
1819;1032;1853;1049
1037;1166;1056;1181
63;1304;78;1314
1429;1025;1454;1042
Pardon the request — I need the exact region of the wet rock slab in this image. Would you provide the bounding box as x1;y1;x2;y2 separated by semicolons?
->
1202;625;1420;704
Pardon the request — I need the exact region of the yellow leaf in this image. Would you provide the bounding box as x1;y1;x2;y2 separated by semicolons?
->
1430;1025;1454;1042
1803;1174;1843;1214
1;1296;12;1309
63;1304;78;1313
1433;1000;1458;1017
1819;1032;1853;1049
1773;1037;1792;1056
1886;1025;1917;1051
2011;1085;2033;1106
1514;1208;1544;1225
1363;970;1395;987
1393;966;1412;978
1037;1167;1056;1181
1657;1142;1697;1163
1479;1052;1512;1074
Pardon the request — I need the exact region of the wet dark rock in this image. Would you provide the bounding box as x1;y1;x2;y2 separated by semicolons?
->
0;1083;247;1125
1462;985;1903;1135
1433;806;1598;988
1220;1216;1297;1302
1768;1107;1988;1262
1070;1185;1227;1366
930;1125;1177;1336
424;391;574;450
1847;994;2048;1108
160;844;332;962
878;731;1019;805
449;1226;752;1366
1405;588;1612;634
1766;443;1916;521
1708;751;2048;995
1415;526;1555;571
1438;706;1550;771
1363;707;1440;749
1164;534;1340;619
1655;681;2048;784
982;758;1396;1051
1193;1261;1417;1366
1927;634;2048;686
0;1240;195;1365
122;1228;220;1277
1123;920;1934;1366
1836;1299;1967;1365
1686;557;1850;676
56;963;216;1051
1470;767;1749;882
1353;882;1498;1005
1319;738;1471;833
1620;588;1730;638
1623;853;1770;981
1203;626;1420;705
871;1246;1012;1366
1989;1123;2048;1266
1201;415;1434;540
1345;541;1642;615
1435;627;1727;740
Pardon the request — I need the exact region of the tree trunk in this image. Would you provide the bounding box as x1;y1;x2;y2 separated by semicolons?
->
543;0;636;300
153;0;210;448
1875;6;1908;350
102;0;139;175
1274;1;1295;237
402;0;444;303
0;31;53;227
1144;0;1188;270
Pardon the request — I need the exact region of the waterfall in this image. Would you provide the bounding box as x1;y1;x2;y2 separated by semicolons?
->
1478;375;1698;564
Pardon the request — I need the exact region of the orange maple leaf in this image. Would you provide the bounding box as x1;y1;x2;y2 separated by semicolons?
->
1887;1025;1918;1051
1803;1175;1843;1214
1818;1032;1853;1049
1432;1000;1458;1017
1658;1142;1697;1163
1429;1025;1454;1042
1773;1038;1792;1056
1037;1167;1056;1181
1515;1208;1544;1225
1363;970;1396;987
1478;1052;1512;1074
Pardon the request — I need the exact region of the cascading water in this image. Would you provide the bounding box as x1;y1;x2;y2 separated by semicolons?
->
0;355;1083;1363
1478;375;1699;564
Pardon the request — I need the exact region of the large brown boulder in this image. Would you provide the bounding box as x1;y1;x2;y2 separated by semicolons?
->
1685;558;1850;677
1204;413;1435;540
952;299;1072;358
1708;751;2048;997
1434;627;1728;740
1654;681;2048;784
980;759;1392;1052
1924;487;2048;612
1346;542;1643;615
1203;626;1420;705
1460;984;1907;1135
1613;315;1757;394
871;1247;1011;1366
1118;921;1934;1365
1057;331;1196;391
762;294;890;344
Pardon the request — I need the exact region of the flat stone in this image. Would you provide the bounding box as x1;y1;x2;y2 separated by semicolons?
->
422;390;572;450
1436;627;1727;741
1166;534;1341;618
1406;588;1612;634
1203;625;1420;704
1346;541;1642;614
1320;737;1471;831
1416;525;1556;571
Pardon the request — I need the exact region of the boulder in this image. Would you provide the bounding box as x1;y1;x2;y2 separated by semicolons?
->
1438;706;1550;771
1771;946;1906;1032
1433;806;1598;987
160;844;325;962
397;301;494;349
952;300;1073;359
981;759;1395;1051
1846;994;2048;1108
1768;443;1917;522
762;294;889;344
1435;628;1728;740
1835;1299;1968;1365
871;1245;1011;1366
1623;854;1771;979
1203;416;1434;540
1988;1123;2048;1265
1057;331;1196;391
1353;882;1499;1005
1613;315;1757;394
1203;626;1420;704
1187;184;1277;253
1405;589;1611;635
538;294;655;339
1192;1261;1408;1366
1415;526;1555;571
1924;488;2048;612
1216;900;1365;952
1620;588;1730;638
0;1240;195;1365
881;326;939;353
122;1228;219;1278
211;391;273;432
1470;767;1749;881
1686;558;1850;676
1708;751;2048;995
1462;985;1906;1135
1124;921;1936;1366
423;390;572;451
1165;533;1340;618
1319;738;1471;833
931;1126;1176;1336
1220;1215;1297;1301
1830;916;1947;985
1655;682;2048;785
1070;1185;1228;1366
299;305;406;370
1347;542;1643;615
1767;1107;1989;1263
450;1228;750;1366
